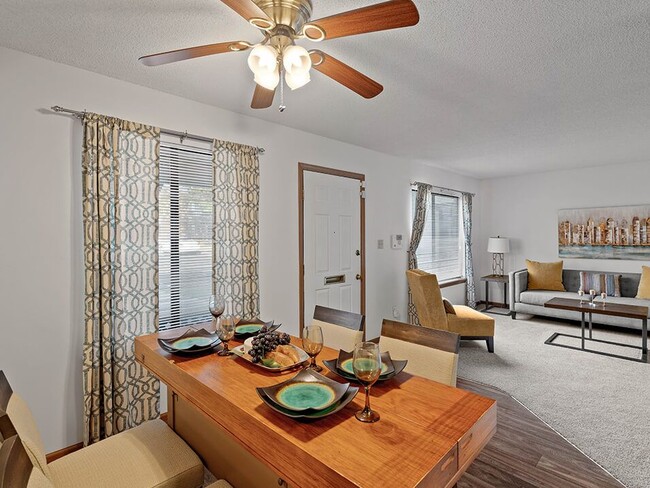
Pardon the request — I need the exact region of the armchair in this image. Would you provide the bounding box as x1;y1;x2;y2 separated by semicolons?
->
406;269;495;352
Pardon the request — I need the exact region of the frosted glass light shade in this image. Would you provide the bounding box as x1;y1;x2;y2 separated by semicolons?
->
285;70;311;90
254;70;280;90
248;45;280;90
283;45;311;90
487;237;510;253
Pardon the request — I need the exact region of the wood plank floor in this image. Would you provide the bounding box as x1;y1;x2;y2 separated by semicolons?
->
457;378;625;488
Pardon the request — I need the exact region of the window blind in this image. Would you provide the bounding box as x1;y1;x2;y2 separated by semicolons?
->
412;191;464;282
159;141;214;330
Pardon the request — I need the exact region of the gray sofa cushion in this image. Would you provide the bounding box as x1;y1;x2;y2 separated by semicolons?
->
520;290;580;307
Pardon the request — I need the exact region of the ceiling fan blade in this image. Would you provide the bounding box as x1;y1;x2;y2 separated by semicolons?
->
139;41;250;66
307;0;419;40
309;51;383;99
220;0;273;22
251;84;276;109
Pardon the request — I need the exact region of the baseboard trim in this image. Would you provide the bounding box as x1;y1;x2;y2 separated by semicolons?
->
45;412;169;463
46;442;83;463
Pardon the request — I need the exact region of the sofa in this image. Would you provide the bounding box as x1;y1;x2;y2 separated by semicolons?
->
509;268;650;330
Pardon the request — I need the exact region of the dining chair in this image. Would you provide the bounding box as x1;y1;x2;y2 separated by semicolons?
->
406;269;495;352
0;370;207;488
311;305;365;351
379;319;461;387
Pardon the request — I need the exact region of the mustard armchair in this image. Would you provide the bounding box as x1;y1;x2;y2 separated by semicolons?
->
406;269;495;352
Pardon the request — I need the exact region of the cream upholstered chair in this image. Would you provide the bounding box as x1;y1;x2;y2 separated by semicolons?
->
379;319;460;387
406;269;495;352
0;371;206;488
311;305;364;351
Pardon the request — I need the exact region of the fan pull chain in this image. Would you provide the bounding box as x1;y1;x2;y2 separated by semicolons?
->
279;63;286;112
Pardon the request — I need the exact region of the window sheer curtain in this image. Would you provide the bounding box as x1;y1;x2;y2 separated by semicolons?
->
212;140;261;318
462;193;476;308
81;113;160;445
407;182;432;324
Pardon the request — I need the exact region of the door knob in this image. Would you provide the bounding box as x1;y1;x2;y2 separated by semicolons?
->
356;274;362;280
355;250;360;256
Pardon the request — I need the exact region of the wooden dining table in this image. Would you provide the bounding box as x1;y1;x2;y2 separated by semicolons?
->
135;326;496;488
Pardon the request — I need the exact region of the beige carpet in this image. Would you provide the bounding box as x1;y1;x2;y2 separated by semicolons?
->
458;313;649;488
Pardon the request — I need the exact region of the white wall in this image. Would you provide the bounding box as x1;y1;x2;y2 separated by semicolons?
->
478;161;650;303
0;46;480;452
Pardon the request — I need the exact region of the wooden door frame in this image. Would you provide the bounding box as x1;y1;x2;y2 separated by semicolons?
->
298;163;366;333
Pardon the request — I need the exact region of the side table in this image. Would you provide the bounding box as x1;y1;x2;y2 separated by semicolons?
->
480;274;511;316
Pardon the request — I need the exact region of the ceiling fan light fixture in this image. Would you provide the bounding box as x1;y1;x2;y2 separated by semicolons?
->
282;45;312;90
285;70;311;90
254;69;280;90
247;44;280;89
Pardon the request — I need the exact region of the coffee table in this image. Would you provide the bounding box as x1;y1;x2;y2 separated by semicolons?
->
544;297;648;363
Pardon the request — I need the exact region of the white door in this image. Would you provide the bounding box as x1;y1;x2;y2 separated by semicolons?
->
303;172;362;326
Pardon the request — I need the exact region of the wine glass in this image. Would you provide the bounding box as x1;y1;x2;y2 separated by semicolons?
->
209;294;226;331
578;289;584;304
302;325;323;372
589;289;597;306
352;341;382;423
216;314;236;356
601;292;607;307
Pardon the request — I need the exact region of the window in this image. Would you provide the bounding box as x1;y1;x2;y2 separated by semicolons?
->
159;140;214;330
411;190;465;282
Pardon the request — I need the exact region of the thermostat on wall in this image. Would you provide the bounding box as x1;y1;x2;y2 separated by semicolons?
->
391;234;403;250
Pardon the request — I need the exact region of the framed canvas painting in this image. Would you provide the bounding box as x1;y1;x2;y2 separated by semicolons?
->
558;205;650;260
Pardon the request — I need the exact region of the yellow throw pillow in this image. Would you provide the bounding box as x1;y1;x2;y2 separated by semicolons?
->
636;266;650;299
526;260;566;291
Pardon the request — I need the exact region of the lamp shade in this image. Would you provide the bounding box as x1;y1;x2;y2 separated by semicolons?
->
283;45;312;90
247;45;280;90
487;237;510;254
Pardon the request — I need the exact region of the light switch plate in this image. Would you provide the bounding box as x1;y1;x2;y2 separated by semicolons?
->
377;239;384;249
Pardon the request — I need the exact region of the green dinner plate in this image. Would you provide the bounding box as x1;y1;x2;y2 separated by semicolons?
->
260;369;350;412
339;358;389;376
171;336;217;350
276;383;337;411
235;324;263;334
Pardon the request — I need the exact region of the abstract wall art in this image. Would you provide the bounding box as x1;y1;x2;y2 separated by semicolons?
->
558;205;650;260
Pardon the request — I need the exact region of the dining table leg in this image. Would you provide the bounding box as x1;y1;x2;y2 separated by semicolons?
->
581;312;585;350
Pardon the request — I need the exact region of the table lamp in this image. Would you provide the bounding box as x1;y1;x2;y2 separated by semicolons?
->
487;236;510;276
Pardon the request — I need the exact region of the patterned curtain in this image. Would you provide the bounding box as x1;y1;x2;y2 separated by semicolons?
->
462;193;477;308
212;140;261;318
407;182;432;324
82;113;160;445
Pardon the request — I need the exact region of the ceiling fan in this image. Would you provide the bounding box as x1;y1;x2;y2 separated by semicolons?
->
139;0;420;110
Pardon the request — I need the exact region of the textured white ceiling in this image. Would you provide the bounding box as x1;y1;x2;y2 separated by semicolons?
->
1;0;649;178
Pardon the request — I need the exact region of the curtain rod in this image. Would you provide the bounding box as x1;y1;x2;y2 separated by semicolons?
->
50;106;265;154
410;181;475;197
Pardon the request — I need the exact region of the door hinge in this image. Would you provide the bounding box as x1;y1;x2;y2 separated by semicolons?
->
360;185;366;199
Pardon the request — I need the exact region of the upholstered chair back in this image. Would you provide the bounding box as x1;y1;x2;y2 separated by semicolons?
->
406;269;449;330
0;371;51;481
311;305;365;351
379;319;460;387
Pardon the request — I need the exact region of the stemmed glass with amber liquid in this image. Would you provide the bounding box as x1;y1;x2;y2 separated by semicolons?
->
353;341;382;423
216;314;236;356
302;325;323;372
